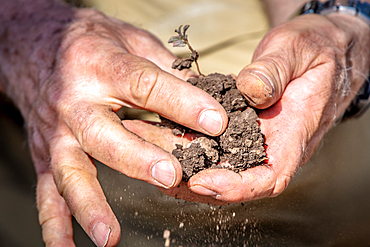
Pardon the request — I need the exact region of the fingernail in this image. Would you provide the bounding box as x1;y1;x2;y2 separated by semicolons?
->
151;160;176;188
199;110;223;135
248;71;274;95
190;185;219;196
92;222;110;247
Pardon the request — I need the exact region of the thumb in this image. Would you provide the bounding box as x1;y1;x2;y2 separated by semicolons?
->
236;55;292;109
236;17;326;109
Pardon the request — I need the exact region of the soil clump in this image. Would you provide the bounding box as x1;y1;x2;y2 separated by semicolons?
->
161;73;267;182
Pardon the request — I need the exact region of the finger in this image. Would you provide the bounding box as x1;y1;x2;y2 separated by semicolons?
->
62;39;226;136
104;53;227;136
63;104;183;189
188;166;278;202
121;120;229;205
186;101;304;202
236;15;344;109
62;35;227;136
50;132;121;247
37;172;75;247
187;103;305;202
121;119;197;152
188;60;338;201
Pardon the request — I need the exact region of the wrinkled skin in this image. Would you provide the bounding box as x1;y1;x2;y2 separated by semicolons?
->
14;8;229;247
2;3;370;247
117;12;370;240
187;14;370;201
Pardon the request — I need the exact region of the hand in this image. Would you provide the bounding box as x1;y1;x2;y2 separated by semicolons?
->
23;8;228;247
184;14;370;201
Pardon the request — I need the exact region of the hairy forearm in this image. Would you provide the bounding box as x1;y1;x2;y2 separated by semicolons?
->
0;0;74;117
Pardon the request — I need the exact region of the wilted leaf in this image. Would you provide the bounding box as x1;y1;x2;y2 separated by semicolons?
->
171;57;193;70
175;25;183;36
168;36;181;43
183;25;190;35
173;40;186;47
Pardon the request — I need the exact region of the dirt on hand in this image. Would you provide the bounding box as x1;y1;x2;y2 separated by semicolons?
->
161;73;267;182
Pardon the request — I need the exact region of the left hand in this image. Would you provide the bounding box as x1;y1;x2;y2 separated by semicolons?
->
176;13;370;201
22;8;227;247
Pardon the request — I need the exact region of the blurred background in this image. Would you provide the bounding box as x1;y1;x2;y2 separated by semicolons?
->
1;0;370;246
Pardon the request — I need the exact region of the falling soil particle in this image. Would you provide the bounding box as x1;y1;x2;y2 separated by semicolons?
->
161;73;266;181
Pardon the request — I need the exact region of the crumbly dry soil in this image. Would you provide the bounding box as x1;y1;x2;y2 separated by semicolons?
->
161;73;266;181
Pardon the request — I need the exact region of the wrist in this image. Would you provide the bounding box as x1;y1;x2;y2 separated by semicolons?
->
0;0;75;118
316;13;370;120
329;13;370;119
300;6;370;119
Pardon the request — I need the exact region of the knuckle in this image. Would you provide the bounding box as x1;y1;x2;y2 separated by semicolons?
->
108;53;164;108
28;126;49;165
130;66;161;108
27;109;56;170
317;46;341;67
60;35;96;66
122;24;163;51
53;162;80;199
66;104;103;153
132;27;159;44
53;160;97;209
269;173;292;197
63;103;123;163
79;118;101;154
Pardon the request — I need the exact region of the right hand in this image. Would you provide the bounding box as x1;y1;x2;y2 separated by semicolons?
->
182;13;370;204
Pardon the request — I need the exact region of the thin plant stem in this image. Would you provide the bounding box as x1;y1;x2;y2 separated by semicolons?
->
185;41;204;76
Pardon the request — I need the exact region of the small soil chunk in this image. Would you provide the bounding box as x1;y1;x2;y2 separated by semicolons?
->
171;50;199;71
162;73;266;181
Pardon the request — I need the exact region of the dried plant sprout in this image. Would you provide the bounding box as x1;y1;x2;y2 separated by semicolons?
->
168;25;204;76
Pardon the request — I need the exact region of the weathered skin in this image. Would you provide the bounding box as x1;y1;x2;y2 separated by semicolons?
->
1;0;370;246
